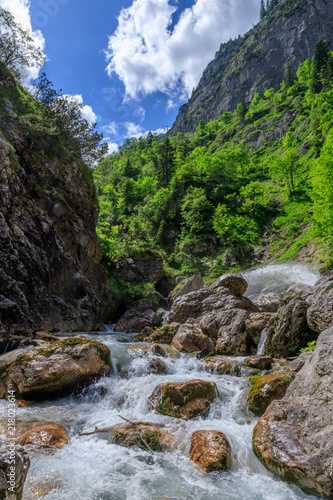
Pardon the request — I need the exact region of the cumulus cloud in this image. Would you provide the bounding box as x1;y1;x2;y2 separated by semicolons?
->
106;0;259;100
0;0;45;82
63;94;97;125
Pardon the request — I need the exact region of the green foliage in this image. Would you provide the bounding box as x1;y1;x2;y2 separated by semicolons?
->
299;341;317;353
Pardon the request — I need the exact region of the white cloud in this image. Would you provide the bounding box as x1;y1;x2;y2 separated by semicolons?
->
0;0;45;82
63;94;97;125
106;0;259;100
125;121;143;138
107;142;119;154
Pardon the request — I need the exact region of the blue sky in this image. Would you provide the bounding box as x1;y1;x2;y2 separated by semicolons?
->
1;0;260;150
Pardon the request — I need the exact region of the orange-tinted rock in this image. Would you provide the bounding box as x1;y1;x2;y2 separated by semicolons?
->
17;422;68;449
148;379;217;419
16;400;31;408
190;430;231;472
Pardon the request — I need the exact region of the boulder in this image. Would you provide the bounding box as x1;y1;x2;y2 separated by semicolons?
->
253;327;333;498
114;309;151;333
190;430;231;472
110;255;164;284
264;297;316;358
0;441;30;500
2;337;110;400
289;351;313;373
7;422;68;449
254;293;282;312
172;324;214;354
171;275;204;300
244;355;273;371
248;373;294;416
111;423;170;452
146;324;179;344
303;272;333;333
150;344;167;357
213;309;250;356
148;379;217;419
148;358;167;375
211;274;248;297
245;313;273;345
204;357;241;376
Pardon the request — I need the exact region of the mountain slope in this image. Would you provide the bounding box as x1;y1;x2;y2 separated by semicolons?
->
169;0;333;135
0;62;117;339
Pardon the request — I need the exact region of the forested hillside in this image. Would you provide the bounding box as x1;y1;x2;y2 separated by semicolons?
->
94;41;333;303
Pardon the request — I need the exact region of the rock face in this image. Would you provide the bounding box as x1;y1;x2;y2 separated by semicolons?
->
111;423;169;452
0;63;117;339
264;297;316;358
303;272;333;333
169;0;333;135
248;373;294;416
0;441;30;500
148;380;217;419
114;309;151;333
172;324;214;354
253;326;333;499
211;274;248;297
1;337;110;400
244;355;273;371
190;430;232;472
109;255;164;284
171;275;204;300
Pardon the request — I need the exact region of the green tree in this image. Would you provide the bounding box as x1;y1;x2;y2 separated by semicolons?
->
311;39;329;93
157;138;175;187
0;7;44;78
235;93;247;120
285;63;295;88
260;0;267;20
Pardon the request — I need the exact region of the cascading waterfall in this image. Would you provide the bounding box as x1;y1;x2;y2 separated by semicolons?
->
0;264;320;500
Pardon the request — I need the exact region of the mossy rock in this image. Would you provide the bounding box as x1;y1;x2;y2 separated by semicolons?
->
248;372;294;416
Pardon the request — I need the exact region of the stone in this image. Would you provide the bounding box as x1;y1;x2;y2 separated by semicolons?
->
114;309;151;333
254;293;282;313
264;297;316;358
252;326;333;499
171;275;204;300
303;272;333;333
2;337;110;400
146;324;179;344
244;355;274;371
148;379;217;419
172;324;214;354
204;357;241;376
211;274;248;297
111;423;170;452
110;255;164;284
245;313;273;345
289;352;313;373
150;344;167;357
10;422;68;450
0;441;30;500
148;358;167;375
248;373;294;416
212;309;251;356
190;430;231;472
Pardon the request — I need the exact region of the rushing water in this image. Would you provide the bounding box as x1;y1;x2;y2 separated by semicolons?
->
0;264;321;500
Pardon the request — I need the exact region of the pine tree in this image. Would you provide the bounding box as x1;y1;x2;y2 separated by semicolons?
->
260;0;267;20
157;138;175;187
285;63;295;88
235;93;247;120
311;39;329;93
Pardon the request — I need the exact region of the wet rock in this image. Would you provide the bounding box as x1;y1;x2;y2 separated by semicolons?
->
252;326;333;499
28;479;60;499
7;422;68;450
16;400;31;408
264;297;316;358
289;352;313;373
114;309;151;334
248;372;294;416
254;293;282;312
245;313;273;345
303;272;333;333
148;379;217;419
244;355;273;371
150;344;167;357
111;423;170;451
148;358;167;375
2;337;110;400
211;274;248;297
212;309;250;356
172;324;214;354
171;275;204;300
32;332;59;343
204;357;241;376
190;430;231;472
0;441;30;500
146;324;179;344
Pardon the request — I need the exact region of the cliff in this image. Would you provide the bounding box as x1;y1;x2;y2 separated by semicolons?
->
169;0;333;135
0;62;117;338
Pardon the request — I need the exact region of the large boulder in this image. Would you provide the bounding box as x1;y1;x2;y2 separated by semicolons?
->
0;441;30;500
110;255;164;284
2;337;110;400
209;309;250;356
145;323;180;344
0;421;68;450
172;324;214;354
244;355;273;371
211;274;248;297
252;326;333;499
114;309;151;333
190;430;231;472
264;297;316;358
303;272;333;333
148;379;217;419
111;423;170;452
248;373;294;416
171;275;204;300
254;293;282;312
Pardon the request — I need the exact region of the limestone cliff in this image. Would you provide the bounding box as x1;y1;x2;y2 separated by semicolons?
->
0;63;117;339
169;0;333;135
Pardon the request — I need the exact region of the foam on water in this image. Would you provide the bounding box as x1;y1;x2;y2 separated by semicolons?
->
12;338;317;500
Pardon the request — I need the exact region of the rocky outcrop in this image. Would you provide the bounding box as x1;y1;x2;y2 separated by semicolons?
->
169;0;333;135
248;373;294;416
254;294;282;313
264;297;316;357
145;323;180;344
244;355;273;371
109;255;164;284
253;326;333;498
172;324;214;354
0;441;30;500
303;271;333;333
1;337;110;400
190;430;231;472
0;64;117;339
114;309;151;333
171;275;204;300
148;379;217;419
211;274;247;297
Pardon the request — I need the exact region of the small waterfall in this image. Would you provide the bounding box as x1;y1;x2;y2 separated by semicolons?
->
257;329;267;355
